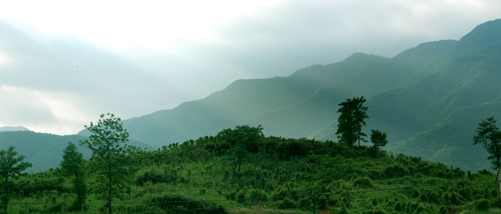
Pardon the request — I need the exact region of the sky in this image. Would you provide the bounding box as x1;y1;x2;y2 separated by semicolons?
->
0;0;500;135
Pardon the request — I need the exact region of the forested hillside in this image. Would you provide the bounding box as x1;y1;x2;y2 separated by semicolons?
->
77;19;501;171
5;125;500;213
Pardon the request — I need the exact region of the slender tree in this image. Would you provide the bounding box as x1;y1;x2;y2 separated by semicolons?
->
0;146;31;214
80;113;139;214
60;142;88;211
336;96;369;146
473;116;501;199
370;129;388;150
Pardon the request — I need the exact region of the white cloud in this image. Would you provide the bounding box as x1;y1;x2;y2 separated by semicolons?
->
0;0;500;135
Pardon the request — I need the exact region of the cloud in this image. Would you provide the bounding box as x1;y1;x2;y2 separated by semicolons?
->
0;0;500;135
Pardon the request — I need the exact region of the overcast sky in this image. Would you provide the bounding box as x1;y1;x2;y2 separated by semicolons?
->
0;0;500;135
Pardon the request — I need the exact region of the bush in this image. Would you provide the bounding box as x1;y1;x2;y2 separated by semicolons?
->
354;177;374;188
249;189;267;204
475;199;490;211
278;198;296;209
236;190;246;203
151;194;226;214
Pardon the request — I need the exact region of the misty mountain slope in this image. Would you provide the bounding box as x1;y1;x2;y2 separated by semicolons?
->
118;51;421;145
392;102;501;170
449;19;501;57
277;40;458;142
116;76;321;146
331;20;501;170
300;19;501;170
75;19;501;171
246;52;423;138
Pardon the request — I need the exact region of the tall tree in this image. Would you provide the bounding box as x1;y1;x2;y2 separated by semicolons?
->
60;142;88;211
336;96;369;146
473;116;501;199
80;113;139;214
0;146;31;214
370;129;388;150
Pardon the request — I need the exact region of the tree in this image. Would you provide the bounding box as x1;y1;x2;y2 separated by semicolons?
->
336;96;369;146
80;113;139;214
0;146;31;214
473;116;501;199
370;129;388;150
60;142;88;211
217;125;264;179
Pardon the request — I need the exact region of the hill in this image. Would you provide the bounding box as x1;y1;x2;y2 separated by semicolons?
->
6;127;500;213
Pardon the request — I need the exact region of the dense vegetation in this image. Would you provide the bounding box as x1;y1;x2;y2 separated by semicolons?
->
2;125;499;213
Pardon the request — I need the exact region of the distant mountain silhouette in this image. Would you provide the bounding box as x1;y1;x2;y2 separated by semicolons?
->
0;126;30;132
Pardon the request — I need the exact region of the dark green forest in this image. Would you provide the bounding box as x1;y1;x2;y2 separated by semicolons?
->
1;124;500;214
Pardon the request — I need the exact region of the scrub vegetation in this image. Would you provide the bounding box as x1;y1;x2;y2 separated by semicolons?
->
1;111;499;213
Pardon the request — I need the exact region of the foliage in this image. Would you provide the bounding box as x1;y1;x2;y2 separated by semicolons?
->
473;116;501;171
336;96;369;147
353;177;374;188
151;194;226;214
475;198;490;210
370;129;388;150
60;142;87;211
0;146;31;214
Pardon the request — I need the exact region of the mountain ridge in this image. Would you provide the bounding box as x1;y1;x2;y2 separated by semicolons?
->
75;19;501;170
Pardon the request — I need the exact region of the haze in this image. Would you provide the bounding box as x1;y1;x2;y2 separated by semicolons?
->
0;0;500;135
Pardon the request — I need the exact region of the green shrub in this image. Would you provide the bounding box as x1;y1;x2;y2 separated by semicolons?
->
249;189;267;204
236;190;246;203
475;198;490;211
278;198;296;209
354;176;374;188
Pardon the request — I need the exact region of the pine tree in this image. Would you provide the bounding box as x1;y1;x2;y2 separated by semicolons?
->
80;113;140;214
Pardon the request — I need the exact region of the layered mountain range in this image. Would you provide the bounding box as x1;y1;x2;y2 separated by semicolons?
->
77;19;501;171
